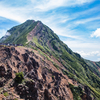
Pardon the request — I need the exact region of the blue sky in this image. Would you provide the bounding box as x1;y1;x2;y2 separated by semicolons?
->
0;0;100;61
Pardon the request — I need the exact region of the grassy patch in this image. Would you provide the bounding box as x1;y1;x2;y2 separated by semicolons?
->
53;62;59;70
32;37;45;52
14;98;18;100
15;72;24;83
69;83;83;100
3;92;9;97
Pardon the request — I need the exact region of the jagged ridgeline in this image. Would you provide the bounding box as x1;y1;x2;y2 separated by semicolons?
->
1;20;100;100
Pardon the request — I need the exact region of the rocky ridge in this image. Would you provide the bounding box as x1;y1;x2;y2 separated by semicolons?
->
0;45;74;100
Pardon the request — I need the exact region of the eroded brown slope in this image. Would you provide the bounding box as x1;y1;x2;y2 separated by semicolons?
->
0;46;73;100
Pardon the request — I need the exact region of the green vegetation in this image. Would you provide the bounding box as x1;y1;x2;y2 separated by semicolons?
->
38;49;52;62
3;92;9;97
53;63;59;70
85;60;100;77
14;98;18;100
15;72;24;83
32;37;45;52
69;83;82;100
3;20;38;45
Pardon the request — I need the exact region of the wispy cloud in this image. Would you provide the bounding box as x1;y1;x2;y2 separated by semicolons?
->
0;4;26;22
0;0;95;23
33;0;94;11
74;17;100;25
52;27;80;39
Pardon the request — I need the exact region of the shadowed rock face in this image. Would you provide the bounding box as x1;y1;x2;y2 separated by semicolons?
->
0;46;73;100
81;86;92;100
0;65;6;77
22;53;29;62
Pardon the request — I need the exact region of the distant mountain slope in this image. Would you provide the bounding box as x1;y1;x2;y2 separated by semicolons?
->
0;20;100;100
85;60;100;76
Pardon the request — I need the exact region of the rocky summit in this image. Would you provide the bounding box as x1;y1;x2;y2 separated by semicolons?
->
0;20;100;100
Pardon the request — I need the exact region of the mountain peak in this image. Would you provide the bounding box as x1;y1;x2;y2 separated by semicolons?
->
25;19;42;24
25;19;35;22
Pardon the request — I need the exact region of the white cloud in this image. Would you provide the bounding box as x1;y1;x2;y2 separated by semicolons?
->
63;39;100;61
76;50;100;61
91;28;100;37
76;51;100;57
0;4;27;23
0;29;6;38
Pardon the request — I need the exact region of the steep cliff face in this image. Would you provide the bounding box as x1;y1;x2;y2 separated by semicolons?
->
0;20;100;100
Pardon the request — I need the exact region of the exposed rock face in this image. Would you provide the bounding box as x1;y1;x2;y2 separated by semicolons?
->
27;21;43;42
0;46;73;100
0;46;95;100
